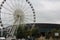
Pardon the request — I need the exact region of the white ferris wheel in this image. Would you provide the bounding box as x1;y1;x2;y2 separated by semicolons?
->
0;0;36;36
0;0;36;27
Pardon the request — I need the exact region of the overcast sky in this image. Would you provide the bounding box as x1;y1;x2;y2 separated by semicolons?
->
30;0;60;24
0;0;60;25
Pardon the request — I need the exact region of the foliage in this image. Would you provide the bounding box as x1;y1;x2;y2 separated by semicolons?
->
14;24;39;39
31;27;39;37
14;25;24;39
51;28;60;33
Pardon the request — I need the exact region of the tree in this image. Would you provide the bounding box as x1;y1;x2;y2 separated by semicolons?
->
14;25;24;39
31;27;39;38
14;24;39;40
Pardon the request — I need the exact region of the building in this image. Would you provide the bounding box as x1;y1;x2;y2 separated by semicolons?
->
26;23;60;37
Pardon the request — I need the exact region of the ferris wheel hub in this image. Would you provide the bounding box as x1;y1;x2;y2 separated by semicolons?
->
13;9;25;25
14;9;24;18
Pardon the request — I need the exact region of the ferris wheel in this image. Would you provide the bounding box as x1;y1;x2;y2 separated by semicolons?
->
0;0;36;27
0;0;36;36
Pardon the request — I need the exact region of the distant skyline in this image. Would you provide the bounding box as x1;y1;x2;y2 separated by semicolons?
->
0;0;60;24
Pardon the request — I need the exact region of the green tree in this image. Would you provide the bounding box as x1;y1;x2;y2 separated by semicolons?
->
14;25;24;39
31;27;39;38
14;25;39;40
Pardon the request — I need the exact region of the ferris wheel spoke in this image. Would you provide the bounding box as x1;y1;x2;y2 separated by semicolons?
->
13;19;18;24
14;0;18;9
26;18;33;21
2;19;14;21
14;0;18;8
16;0;20;8
19;0;23;9
21;0;24;9
22;1;31;11
5;2;15;11
9;0;16;9
2;24;11;25
25;18;33;21
2;17;12;19
24;20;31;22
19;3;26;9
3;23;12;25
16;0;19;8
23;6;30;12
1;12;13;15
24;11;33;16
2;6;13;13
2;18;14;21
24;11;32;14
25;15;32;16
